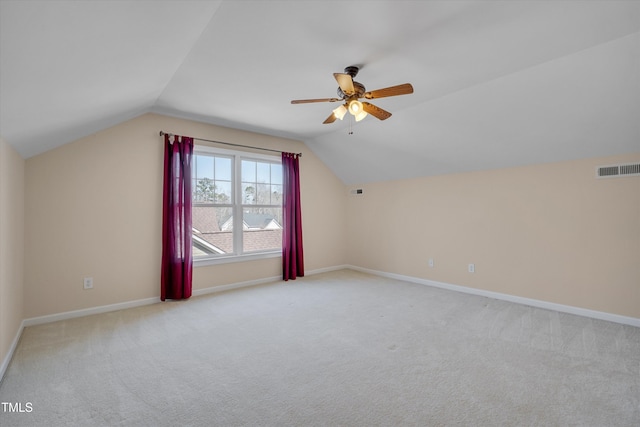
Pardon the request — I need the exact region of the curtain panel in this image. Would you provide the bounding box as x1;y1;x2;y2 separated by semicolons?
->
161;134;194;300
282;152;304;280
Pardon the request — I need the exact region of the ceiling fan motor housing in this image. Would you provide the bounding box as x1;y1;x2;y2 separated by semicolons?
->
337;81;366;99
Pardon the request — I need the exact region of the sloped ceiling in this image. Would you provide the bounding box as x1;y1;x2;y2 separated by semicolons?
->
1;0;639;184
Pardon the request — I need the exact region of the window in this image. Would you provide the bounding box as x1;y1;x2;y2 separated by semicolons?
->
191;145;282;264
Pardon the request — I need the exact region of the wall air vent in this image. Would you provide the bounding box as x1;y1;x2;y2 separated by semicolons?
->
596;163;640;179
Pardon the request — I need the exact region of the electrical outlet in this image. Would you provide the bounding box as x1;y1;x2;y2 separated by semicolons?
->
428;258;434;268
83;277;93;289
468;264;475;273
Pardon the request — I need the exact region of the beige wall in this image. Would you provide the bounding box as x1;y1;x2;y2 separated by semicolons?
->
347;153;640;318
0;137;25;369
24;113;347;318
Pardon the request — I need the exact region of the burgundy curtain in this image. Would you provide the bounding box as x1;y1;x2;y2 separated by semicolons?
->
282;152;304;281
161;134;194;300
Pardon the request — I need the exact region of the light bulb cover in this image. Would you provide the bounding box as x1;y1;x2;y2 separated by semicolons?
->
333;105;347;120
348;100;363;115
354;111;368;122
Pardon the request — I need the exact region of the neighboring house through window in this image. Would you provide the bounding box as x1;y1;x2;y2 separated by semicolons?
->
192;145;282;264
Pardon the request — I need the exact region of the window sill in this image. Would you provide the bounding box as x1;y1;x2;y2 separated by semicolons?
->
194;251;281;267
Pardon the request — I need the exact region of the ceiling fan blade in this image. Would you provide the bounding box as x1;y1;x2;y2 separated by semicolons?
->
362;102;392;121
323;112;338;124
364;83;414;99
334;73;355;96
291;98;341;104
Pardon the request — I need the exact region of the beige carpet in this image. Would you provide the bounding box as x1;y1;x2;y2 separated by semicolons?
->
1;269;639;426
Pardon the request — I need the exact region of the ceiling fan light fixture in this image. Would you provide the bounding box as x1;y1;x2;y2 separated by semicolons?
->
354;110;368;122
333;104;347;120
348;100;363;115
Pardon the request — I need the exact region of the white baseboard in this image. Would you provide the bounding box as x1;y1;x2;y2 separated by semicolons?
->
306;264;351;276
23;296;161;327
347;265;640;328
0;320;25;383
192;275;281;297
192;264;349;296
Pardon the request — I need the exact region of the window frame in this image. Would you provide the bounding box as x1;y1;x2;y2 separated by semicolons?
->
192;144;282;267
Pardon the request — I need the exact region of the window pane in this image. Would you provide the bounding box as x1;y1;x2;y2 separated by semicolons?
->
215;157;231;180
242;183;256;204
196;156;214;180
271;184;282;204
242;207;282;253
192;206;234;256
271;164;282;185
194;178;216;203
255;183;270;204
242;160;256;182
257;162;270;183
214;180;232;204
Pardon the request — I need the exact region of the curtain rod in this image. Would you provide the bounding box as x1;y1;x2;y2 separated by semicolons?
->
159;131;302;157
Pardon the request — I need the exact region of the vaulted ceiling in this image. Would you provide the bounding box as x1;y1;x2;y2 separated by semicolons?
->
1;1;639;184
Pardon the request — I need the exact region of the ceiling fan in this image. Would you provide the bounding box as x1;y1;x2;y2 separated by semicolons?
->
291;66;414;124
